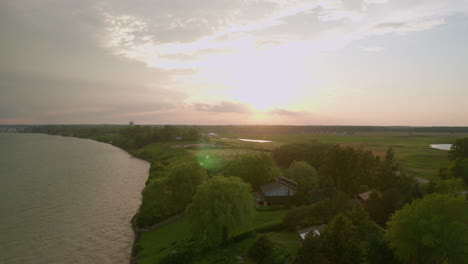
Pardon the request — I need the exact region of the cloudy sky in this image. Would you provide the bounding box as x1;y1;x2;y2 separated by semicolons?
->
1;0;468;125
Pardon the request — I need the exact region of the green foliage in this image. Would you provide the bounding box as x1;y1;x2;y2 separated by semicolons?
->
137;162;207;227
448;137;468;161
366;184;415;226
186;176;255;248
287;161;319;192
386;194;468;264
321;214;363;264
133;143;192;165
247;235;291;264
319;145;381;194
225;154;276;189
344;205;379;240
447;157;468;185
434;178;464;194
283;192;353;230
247;235;275;263
294;232;329;264
158;251;192;264
273;142;334;168
295;214;363;264
135;217;191;264
148;161;166;182
367;234;401;264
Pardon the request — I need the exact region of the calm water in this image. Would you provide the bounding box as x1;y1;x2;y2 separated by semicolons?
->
238;138;272;143
0;133;149;264
430;144;452;151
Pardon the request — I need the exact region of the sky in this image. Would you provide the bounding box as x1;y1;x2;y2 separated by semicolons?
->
1;0;468;126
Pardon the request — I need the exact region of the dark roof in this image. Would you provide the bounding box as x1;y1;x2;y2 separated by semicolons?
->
277;176;298;190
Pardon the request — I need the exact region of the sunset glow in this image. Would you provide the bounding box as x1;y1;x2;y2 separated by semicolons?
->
1;1;468;125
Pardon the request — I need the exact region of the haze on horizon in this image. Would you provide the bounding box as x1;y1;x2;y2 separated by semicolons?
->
1;0;467;126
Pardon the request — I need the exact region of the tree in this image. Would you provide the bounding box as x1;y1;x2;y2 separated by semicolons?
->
448;137;468;161
319;145;380;194
386;194;468;264
294;232;329;264
137;162;207;227
168;162;208;209
287;161;319;193
273;143;334;168
367;234;401;264
321;214;363;264
225;154;276;189
186;176;255;247
434;178;464;194
248;235;275;264
447;157;468;185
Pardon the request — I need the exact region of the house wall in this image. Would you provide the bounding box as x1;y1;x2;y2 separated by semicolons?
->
264;185;296;196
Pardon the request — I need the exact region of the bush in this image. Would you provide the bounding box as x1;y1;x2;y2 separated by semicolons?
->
247;235;275;263
255;205;284;211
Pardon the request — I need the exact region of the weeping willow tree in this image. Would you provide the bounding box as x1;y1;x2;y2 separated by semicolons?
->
186;176;255;247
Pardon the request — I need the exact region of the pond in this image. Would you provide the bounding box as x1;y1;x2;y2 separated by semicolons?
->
430;144;452;151
239;138;273;143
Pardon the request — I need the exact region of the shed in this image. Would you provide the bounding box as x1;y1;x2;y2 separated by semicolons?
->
298;224;327;239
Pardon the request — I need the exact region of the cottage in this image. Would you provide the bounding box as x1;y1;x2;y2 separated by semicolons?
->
298;224;327;239
257;176;298;206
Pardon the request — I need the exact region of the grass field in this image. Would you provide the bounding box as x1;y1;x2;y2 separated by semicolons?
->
136;209;292;264
210;132;468;180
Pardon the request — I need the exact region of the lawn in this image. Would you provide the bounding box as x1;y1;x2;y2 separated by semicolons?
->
136;209;292;264
136;217;191;264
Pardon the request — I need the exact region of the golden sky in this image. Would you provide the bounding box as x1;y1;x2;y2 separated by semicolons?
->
1;0;468;125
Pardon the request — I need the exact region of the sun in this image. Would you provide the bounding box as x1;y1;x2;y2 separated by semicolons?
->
221;60;302;111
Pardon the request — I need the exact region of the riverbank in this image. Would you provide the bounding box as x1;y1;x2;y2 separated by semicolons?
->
0;133;149;264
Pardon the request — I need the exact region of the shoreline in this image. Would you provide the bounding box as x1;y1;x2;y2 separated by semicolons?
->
19;132;150;264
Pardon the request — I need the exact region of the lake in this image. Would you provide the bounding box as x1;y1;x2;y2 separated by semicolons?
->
430;144;452;151
0;133;149;264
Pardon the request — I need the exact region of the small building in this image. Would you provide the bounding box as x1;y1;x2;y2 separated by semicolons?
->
357;190;381;206
357;191;373;202
298;224;327;239
257;176;298;206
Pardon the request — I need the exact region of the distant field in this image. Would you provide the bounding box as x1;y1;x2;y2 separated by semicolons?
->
187;148;263;159
211;132;468;180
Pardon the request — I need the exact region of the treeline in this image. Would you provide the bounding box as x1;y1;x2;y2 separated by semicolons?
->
197;125;468;135
22;124;199;150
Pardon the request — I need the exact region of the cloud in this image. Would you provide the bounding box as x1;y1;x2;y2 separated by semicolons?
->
193;101;253;113
370;19;446;34
95;0;468;71
0;71;186;123
267;108;301;116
